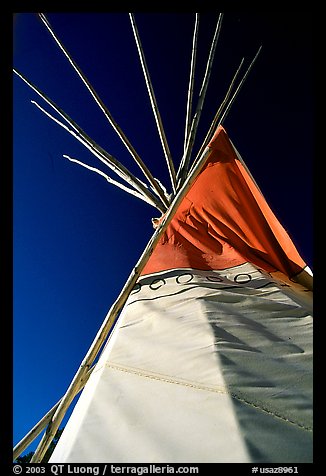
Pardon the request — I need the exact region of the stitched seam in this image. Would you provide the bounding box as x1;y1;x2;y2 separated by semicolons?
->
105;362;229;395
103;362;312;432
228;390;312;432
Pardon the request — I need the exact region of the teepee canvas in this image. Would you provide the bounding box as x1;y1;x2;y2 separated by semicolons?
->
48;125;313;463
13;12;313;464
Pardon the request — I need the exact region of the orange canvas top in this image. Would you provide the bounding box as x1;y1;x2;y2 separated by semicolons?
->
141;126;307;278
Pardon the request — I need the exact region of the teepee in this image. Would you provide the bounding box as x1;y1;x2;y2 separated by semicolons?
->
13;12;313;463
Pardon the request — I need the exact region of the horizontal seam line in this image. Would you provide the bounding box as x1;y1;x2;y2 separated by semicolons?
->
105;362;229;395
104;362;312;432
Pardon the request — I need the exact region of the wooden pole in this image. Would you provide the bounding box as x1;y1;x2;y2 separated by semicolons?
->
38;13;170;209
14;402;60;461
183;13;199;154
129;13;177;194
13;68;166;213
176;13;223;187
31;99;166;214
190;46;262;175
190;57;244;172
63;155;157;206
218;45;262;125
30;139;215;463
13;367;93;461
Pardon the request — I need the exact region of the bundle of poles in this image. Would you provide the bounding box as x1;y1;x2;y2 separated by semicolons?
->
13;12;261;462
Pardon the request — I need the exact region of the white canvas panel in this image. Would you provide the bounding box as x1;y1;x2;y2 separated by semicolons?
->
50;263;312;463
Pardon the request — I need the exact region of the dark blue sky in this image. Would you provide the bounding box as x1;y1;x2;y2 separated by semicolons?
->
13;12;313;455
